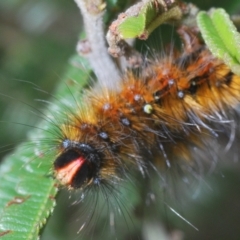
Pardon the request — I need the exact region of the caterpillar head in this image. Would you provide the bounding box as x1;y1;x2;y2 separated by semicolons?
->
53;140;102;189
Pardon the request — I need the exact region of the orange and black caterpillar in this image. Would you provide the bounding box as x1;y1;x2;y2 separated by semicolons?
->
53;26;240;191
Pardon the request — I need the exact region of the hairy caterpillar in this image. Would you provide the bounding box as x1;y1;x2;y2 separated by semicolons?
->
54;24;240;191
1;1;240;240
50;25;240;239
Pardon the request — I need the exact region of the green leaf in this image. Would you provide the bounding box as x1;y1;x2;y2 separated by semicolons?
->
0;55;91;239
118;0;182;39
211;9;240;62
197;9;240;75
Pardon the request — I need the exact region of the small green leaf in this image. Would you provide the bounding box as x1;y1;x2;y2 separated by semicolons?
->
211;9;240;62
197;9;240;75
118;0;182;39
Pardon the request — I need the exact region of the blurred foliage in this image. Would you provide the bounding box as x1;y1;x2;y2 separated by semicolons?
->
0;0;81;159
1;0;240;240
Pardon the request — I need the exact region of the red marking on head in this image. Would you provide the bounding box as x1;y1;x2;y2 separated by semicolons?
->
55;156;85;186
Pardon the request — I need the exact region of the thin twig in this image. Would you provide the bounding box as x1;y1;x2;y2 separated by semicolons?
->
74;0;121;90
